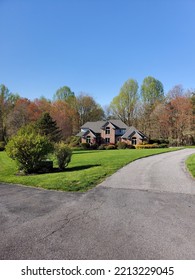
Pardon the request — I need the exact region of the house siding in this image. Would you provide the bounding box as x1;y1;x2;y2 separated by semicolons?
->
81;131;96;144
122;132;143;145
101;124;115;144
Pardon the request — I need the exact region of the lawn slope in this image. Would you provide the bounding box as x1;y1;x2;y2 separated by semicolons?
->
0;148;180;191
186;153;195;178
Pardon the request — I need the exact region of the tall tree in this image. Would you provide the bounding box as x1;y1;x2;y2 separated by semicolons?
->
36;112;62;142
34;97;51;114
6;98;41;138
110;79;139;126
167;84;184;100
53;86;75;102
76;93;105;126
0;84;19;141
167;96;193;145
141;76;164;106
50;100;77;140
140;76;164;137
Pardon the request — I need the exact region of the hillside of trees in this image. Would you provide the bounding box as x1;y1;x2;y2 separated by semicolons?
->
0;77;194;146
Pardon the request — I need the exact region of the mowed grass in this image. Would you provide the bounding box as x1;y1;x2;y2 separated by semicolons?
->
0;148;180;192
186;153;195;178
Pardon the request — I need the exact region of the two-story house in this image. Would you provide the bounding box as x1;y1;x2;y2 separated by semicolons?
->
77;119;148;145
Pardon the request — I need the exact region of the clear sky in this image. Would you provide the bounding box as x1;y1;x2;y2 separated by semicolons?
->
0;0;195;107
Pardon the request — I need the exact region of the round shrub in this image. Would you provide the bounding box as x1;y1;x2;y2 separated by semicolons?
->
54;142;72;170
80;143;90;150
90;143;98;150
127;144;136;149
98;144;105;150
105;144;116;150
117;142;127;149
157;143;168;148
6;125;53;174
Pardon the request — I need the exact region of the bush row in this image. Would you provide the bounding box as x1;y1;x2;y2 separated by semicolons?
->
79;142;169;150
135;143;168;149
79;142;136;150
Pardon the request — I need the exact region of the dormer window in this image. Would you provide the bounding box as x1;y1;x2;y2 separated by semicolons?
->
105;127;110;134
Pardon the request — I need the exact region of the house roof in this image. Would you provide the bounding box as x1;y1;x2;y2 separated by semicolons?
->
81;121;105;133
76;129;97;138
122;126;147;139
105;119;129;129
78;120;147;140
81;119;128;133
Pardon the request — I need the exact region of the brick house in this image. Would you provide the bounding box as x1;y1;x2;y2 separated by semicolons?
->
77;119;148;145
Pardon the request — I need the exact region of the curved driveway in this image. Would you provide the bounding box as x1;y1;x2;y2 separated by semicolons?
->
99;148;195;194
0;149;195;259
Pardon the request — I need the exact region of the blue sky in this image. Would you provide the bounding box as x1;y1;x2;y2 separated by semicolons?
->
0;0;195;106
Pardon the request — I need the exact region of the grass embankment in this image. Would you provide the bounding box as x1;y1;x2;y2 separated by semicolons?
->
0;148;180;192
186;153;195;178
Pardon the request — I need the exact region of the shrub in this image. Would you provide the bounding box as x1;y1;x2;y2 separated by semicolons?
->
105;144;116;150
66;136;80;147
6;125;53;173
90;143;98;150
54;142;72;170
135;144;158;149
157;143;168;148
80;143;90;150
98;144;105;150
127;144;136;149
0;141;6;151
117;142;127;149
149;139;169;145
39;160;53;173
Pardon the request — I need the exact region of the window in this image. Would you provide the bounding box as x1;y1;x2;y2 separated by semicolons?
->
105;138;110;144
86;136;91;144
132;137;137;145
105;127;110;134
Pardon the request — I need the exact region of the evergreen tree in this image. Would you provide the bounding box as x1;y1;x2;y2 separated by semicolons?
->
36;112;62;142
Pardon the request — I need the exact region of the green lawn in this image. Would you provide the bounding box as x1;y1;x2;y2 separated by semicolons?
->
0;148;180;192
186;153;195;178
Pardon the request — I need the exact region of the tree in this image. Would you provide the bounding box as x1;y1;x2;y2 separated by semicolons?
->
50;100;78;140
149;102;170;140
6;125;53;173
76;93;105;126
191;92;195;141
141;76;164;106
34;97;51;114
167;84;184;100
0;84;19;141
167;96;193;145
53;86;75;101
140;77;164;138
110;79;139;125
36;112;62;142
6;98;41;138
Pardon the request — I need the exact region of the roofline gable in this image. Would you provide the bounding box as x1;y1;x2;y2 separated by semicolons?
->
82;129;97;138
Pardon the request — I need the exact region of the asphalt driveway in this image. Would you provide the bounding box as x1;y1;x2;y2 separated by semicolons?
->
0;149;195;259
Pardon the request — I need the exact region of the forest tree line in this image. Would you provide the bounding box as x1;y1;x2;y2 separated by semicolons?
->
0;76;195;146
